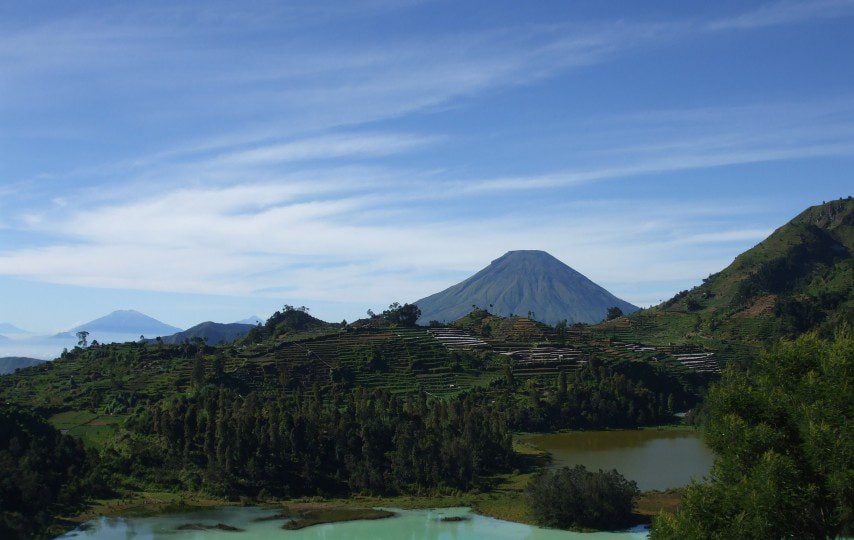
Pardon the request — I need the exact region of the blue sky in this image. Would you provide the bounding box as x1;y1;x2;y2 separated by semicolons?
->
1;0;852;333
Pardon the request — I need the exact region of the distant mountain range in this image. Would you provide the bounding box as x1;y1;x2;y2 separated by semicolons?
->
0;357;45;375
0;323;27;334
152;322;255;345
235;316;263;325
415;250;638;325
66;309;182;337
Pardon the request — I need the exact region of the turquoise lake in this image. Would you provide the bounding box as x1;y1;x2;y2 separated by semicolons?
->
57;506;648;539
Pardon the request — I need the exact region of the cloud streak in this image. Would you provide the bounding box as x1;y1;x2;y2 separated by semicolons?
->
1;1;852;326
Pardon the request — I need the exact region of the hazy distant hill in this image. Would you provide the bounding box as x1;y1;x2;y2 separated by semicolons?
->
235;316;263;325
0;357;45;375
415;250;638;325
68;309;181;336
153;322;255;345
602;198;853;344
0;323;27;334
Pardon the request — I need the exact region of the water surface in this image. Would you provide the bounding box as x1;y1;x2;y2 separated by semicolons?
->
519;429;714;491
57;506;648;539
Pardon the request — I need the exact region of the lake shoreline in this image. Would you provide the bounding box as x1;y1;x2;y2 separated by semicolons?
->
53;426;698;537
53;484;682;537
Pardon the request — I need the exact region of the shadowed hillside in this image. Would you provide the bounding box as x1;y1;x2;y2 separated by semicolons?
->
0;357;45;375
152;321;255;345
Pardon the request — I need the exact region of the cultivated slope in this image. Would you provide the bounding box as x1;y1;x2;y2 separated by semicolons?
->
415;250;638;325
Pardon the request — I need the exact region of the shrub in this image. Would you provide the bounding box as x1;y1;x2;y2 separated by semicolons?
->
525;465;638;530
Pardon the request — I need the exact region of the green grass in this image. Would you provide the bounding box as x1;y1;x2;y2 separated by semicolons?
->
49;410;125;448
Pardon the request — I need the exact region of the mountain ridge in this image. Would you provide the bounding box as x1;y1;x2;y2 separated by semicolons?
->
152;321;255;345
0;323;27;334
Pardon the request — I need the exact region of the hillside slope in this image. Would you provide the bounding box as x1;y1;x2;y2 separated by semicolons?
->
153;322;255;345
600;198;853;345
0;357;45;375
416;250;638;325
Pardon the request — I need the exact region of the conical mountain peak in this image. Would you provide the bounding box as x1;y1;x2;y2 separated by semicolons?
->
415;251;637;325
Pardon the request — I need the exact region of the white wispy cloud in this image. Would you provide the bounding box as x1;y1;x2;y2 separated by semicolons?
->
212;133;437;166
707;0;854;31
1;1;851;318
0;170;775;309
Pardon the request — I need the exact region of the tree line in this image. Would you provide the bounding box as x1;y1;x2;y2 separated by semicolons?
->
493;359;702;432
122;385;514;498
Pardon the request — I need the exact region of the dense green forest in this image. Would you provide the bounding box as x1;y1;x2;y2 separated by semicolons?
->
497;358;703;432
121;386;514;497
651;331;853;538
0;407;108;539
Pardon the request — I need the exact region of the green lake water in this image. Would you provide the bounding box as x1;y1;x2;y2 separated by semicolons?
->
519;429;715;491
56;506;648;539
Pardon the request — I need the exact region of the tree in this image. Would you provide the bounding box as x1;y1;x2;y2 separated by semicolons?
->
211;353;225;384
76;330;89;347
651;331;853;539
191;352;205;388
557;371;568;398
382;302;421;327
526;465;639;530
504;363;515;389
555;319;568;341
606;307;623;321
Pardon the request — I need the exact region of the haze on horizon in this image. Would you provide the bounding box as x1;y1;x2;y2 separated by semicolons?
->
1;0;853;333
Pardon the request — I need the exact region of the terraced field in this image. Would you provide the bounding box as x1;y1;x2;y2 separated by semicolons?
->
0;316;724;435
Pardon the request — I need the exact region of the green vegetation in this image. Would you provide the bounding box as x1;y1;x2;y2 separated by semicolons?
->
494;358;702;431
0;406;109;539
525;465;639;530
123;386;514;497
651;331;853;539
598;198;853;349
606;307;623;321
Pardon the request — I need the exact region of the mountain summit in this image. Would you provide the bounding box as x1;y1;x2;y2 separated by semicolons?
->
69;309;181;336
415;250;638;325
